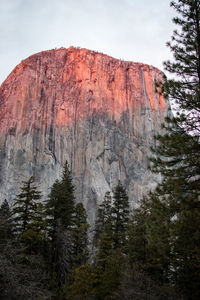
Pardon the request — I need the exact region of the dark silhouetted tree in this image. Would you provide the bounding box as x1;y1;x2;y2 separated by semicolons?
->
12;176;41;235
72;203;89;266
112;181;130;249
46;161;76;287
94;191;112;247
0;199;12;246
147;1;200;298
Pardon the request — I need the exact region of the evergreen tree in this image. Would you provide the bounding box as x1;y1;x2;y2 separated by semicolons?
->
21;202;47;254
0;199;12;246
46;161;75;236
127;205;147;269
95;246;124;300
143;193;171;284
147;1;200;298
72;203;89;266
96;232;113;272
46;179;62;241
112;181;130;249
161;0;200;134
12;176;41;235
0;199;11;217
91;185;129;299
128;193;172;284
66;264;96;300
94;191;112;246
46;161;76;286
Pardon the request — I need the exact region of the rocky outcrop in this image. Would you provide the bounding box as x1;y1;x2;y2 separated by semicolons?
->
0;47;169;223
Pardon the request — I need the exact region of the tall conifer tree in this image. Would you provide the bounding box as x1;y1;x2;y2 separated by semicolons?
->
46;161;76;286
0;199;12;245
72;203;89;266
147;1;200;297
21;202;47;254
94;191;112;246
12;176;41;235
112;181;129;249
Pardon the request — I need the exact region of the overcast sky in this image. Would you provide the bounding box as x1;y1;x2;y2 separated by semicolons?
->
0;0;175;85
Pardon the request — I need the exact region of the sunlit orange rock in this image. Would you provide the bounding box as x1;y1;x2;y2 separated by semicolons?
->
0;47;169;223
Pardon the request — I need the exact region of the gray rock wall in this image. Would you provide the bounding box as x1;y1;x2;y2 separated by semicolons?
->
0;47;170;224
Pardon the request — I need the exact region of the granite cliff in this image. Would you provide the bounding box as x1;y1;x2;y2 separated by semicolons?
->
0;47;169;223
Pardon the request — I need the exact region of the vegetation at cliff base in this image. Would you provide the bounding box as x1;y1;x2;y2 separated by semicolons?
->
0;168;178;299
0;0;200;299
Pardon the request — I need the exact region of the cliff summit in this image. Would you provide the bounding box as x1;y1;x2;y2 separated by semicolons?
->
0;47;169;223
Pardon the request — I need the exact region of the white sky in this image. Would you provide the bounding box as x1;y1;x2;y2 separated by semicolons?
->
0;0;175;85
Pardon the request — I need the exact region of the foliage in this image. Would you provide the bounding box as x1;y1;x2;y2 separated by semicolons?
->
162;0;200;134
112;181;130;249
45;161;76;245
128;193;172;284
21;202;47;254
143;0;200;298
0;199;12;245
0;239;52;299
96;232;113;271
12;176;42;235
46;161;75;236
127;206;147;268
92;183;130;300
45;161;82;289
95;248;124;300
72;203;89;266
94;182;130;252
113;262;178;300
94;191;112;246
66;264;96;300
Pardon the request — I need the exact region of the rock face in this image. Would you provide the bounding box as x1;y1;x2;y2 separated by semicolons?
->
0;47;169;223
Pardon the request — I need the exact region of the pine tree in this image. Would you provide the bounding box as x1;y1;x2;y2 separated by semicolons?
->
0;199;12;246
96;232;113;272
66;264;96;300
91;185;129;299
93;232;124;300
12;176;41;235
46;179;61;241
72;203;89;266
127;205;147;269
147;1;200;297
21;202;47;254
0;199;11;217
95;246;124;300
45;161;76;287
131;193;171;283
94;191;112;246
46;161;75;235
162;0;200;134
112;181;130;249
